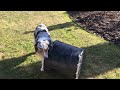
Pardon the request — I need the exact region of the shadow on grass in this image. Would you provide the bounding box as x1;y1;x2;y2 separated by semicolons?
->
48;22;76;31
0;52;68;79
23;22;78;34
0;52;35;79
0;52;35;69
1;41;120;79
80;42;120;79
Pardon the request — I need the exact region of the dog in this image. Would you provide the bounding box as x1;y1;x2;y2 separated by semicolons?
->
34;23;53;71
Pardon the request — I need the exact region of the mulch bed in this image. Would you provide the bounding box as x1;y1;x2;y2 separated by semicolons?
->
68;11;120;45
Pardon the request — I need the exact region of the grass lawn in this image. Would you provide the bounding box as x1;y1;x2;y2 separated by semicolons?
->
0;11;120;79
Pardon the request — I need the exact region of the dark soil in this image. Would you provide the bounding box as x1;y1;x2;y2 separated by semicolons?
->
68;11;120;45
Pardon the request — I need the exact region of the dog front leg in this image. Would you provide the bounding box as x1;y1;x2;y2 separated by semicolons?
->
40;59;44;71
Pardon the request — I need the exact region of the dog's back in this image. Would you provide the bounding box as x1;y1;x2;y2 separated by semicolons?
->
35;32;51;41
34;24;52;55
34;24;51;41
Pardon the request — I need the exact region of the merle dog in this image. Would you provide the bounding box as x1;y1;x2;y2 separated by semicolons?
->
34;23;52;71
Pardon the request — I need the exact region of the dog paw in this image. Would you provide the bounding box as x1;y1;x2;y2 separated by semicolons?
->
40;68;44;71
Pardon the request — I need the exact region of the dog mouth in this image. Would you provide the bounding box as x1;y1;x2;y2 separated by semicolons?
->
43;49;48;58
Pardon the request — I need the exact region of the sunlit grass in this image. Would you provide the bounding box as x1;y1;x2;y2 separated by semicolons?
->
0;11;120;79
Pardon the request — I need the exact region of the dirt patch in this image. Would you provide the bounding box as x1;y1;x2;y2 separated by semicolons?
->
68;11;120;45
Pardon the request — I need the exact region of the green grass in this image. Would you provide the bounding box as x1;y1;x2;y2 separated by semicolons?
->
0;11;120;79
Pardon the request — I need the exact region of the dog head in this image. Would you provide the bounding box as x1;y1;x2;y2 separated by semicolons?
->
37;39;50;58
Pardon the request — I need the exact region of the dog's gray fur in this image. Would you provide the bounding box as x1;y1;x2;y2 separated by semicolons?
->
34;23;52;71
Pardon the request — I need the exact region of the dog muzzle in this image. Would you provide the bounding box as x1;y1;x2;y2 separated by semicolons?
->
43;50;48;58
